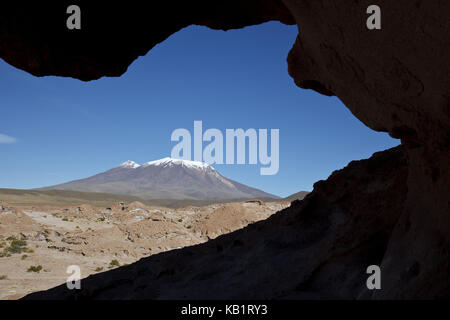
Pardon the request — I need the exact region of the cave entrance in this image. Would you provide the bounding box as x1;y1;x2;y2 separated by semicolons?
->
0;22;399;199
0;19;402;300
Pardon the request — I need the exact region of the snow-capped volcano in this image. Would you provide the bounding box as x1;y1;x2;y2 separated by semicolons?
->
42;157;278;201
143;157;212;170
119;160;141;169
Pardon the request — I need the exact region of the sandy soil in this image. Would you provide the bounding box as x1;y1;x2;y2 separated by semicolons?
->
0;200;289;299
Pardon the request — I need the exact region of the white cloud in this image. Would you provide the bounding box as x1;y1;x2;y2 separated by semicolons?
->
0;133;17;144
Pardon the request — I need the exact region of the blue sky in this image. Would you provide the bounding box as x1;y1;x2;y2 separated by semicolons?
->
0;22;399;197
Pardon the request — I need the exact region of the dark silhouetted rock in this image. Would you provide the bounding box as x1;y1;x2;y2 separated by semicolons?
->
1;1;449;299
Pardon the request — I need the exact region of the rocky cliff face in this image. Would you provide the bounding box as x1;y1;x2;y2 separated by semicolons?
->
1;1;449;298
283;1;450;299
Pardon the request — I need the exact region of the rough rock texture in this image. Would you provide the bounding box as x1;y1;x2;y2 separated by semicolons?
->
1;1;449;298
0;1;294;81
284;1;450;299
24;147;408;299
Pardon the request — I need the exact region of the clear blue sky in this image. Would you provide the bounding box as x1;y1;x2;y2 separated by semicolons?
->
0;22;399;197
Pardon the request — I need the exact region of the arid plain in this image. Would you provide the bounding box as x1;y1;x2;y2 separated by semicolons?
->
0;191;289;299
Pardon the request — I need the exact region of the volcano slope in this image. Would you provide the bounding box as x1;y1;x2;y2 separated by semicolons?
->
1;1;449;298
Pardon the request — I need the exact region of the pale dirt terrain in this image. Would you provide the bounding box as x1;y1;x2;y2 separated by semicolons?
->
0;200;289;299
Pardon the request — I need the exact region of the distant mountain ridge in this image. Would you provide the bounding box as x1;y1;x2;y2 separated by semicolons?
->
283;191;310;202
42;158;279;201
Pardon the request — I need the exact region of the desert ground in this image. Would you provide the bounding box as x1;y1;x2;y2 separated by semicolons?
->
0;198;289;299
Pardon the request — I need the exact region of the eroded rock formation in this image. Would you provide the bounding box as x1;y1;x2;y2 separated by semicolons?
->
284;1;450;299
0;1;294;80
1;1;449;298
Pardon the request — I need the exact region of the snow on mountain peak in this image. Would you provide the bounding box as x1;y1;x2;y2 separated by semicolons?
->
143;157;213;170
119;160;141;169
